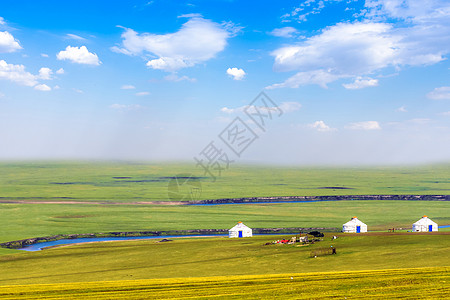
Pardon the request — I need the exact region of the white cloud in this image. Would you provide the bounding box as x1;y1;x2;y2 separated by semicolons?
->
396;106;407;112
163;74;196;82
343;77;379;89
269;27;298;38
308;120;336;132
279;101;302;113
38;67;52;80
110;103;143;110
178;13;203;19
135;91;150;96
34;84;51;91
220;106;245;114
0;17;4;25
72;88;83;93
226;67;246;80
57;46;101;65
41;53;49;58
221;101;300;114
110;104;126;109
113;16;235;71
146;57;188;70
267;69;341;89
408;118;431;124
439;111;450;116
65;33;86;41
0;60;55;89
121;84;136;89
345;121;381;130
283;0;342;23
0;60;38;86
0;31;22;53
427;86;450;100
56;68;65;74
270;1;450;88
364;0;450;23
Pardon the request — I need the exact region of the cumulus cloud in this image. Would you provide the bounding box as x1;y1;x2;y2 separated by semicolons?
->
0;31;22;53
226;67;246;80
0;60;38;86
269;27;298;38
308;120;336;132
270;1;450;88
121;84;136;89
0;60;56;90
56;68;65;74
112;16;236;71
343;77;379;89
57;46;101;65
0;17;4;25
38;67;52;80
34;84;51;91
427;86;450;100
345;121;381;130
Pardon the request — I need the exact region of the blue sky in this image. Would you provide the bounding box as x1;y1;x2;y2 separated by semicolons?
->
0;0;449;165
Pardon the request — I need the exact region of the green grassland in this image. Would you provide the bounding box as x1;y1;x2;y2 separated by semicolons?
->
0;200;449;245
0;162;449;202
0;233;449;285
0;267;449;299
0;162;449;297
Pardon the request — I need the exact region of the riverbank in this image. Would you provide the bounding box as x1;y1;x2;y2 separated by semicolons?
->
0;227;337;249
0;194;448;205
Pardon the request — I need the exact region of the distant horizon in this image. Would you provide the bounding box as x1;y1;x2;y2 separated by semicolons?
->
0;158;449;168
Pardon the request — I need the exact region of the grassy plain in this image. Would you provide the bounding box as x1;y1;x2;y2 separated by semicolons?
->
0;267;449;299
0;162;449;297
0;162;449;202
0;200;449;244
0;233;449;285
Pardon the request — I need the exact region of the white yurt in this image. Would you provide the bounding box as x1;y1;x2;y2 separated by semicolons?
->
412;216;438;232
342;216;368;233
229;221;252;238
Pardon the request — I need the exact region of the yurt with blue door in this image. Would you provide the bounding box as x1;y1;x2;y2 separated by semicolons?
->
412;216;438;232
229;221;252;238
342;216;367;233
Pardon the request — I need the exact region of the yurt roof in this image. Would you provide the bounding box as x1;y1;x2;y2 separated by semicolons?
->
343;217;366;226
229;222;251;231
413;216;437;225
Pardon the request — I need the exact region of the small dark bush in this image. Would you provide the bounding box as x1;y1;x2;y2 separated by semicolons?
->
308;231;324;237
